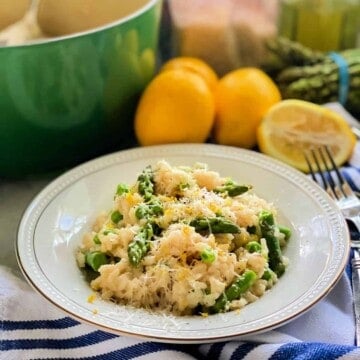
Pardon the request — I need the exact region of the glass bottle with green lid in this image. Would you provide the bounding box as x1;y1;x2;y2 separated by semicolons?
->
278;0;360;51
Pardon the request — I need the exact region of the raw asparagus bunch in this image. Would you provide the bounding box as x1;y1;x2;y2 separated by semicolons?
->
265;36;325;70
264;37;360;117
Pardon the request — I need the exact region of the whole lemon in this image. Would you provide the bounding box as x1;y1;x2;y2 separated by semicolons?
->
160;57;219;92
135;69;215;146
214;68;281;148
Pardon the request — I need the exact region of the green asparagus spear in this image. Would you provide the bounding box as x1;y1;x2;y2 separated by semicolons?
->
147;197;164;216
278;225;291;241
259;211;286;277
190;217;240;234
247;225;258;235
209;270;257;313
85;251;109;271
265;37;360;116
137;166;155;201
214;181;252;197
135;204;149;219
266;36;325;67
128;222;154;266
135;197;164;220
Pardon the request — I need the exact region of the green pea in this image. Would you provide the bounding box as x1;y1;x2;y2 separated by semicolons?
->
262;269;275;281
201;248;216;264
246;241;262;253
111;210;123;224
93;234;101;245
116;183;129;196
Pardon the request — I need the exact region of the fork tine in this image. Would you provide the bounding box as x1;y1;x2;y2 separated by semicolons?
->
324;146;355;198
318;146;345;200
304;151;317;183
304;146;357;201
309;148;338;199
318;147;337;191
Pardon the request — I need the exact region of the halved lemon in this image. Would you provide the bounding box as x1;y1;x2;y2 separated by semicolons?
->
257;99;356;172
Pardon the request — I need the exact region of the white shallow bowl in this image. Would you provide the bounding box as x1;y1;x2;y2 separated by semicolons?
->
16;143;350;343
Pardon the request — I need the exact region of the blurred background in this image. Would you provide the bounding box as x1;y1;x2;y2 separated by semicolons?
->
160;0;359;72
0;0;359;178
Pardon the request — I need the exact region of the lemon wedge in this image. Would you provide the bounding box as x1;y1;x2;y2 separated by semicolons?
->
257;99;356;172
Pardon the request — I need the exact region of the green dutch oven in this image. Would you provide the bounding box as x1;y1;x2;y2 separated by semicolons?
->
0;0;162;178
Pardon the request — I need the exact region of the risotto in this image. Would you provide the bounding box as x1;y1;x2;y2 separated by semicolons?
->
76;160;290;315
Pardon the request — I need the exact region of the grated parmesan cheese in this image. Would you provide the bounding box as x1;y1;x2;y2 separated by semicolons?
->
77;160;289;316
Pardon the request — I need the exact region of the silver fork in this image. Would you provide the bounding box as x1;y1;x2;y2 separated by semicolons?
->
305;146;360;235
304;145;360;346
